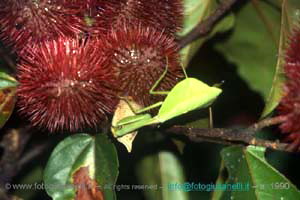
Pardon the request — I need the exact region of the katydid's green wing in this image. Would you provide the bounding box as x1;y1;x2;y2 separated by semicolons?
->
156;78;222;123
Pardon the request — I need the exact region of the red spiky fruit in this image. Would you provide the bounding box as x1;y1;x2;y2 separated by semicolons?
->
278;80;300;132
0;0;86;53
89;0;183;35
85;0;122;35
17;36;118;132
277;28;300;150
130;0;183;34
103;24;184;108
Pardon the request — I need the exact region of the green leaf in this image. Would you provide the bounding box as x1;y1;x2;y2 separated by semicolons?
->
213;146;300;200
44;133;119;200
136;151;188;200
180;0;235;67
0;72;17;129
216;1;281;100
261;0;300;117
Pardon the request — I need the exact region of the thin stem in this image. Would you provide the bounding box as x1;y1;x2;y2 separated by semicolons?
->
165;125;292;152
178;0;238;49
248;115;288;131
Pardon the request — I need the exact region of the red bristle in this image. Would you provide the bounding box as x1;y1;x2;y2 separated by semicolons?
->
103;23;184;108
89;0;183;35
85;0;123;35
283;133;300;152
278;79;300;133
17;36;118;132
277;27;300;151
0;0;87;53
284;28;300;80
135;0;183;34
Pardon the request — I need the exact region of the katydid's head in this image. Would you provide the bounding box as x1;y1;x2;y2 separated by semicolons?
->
17;36;119;132
104;23;184;108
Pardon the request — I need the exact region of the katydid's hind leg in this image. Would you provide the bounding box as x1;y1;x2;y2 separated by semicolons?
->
135;101;163;114
118;96;163;115
118;96;140;115
149;56;170;95
118;56;173;114
150;55;188;95
116;113;152;126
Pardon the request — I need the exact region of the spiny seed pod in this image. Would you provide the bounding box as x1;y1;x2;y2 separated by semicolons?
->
277;28;300;150
283;28;300;80
131;0;183;34
85;0;122;35
0;0;86;52
89;0;183;35
278;79;300;133
103;24;184;108
17;36;118;132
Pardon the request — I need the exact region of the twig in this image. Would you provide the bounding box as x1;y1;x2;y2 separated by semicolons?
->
248;115;288;131
178;0;238;49
165;126;292;152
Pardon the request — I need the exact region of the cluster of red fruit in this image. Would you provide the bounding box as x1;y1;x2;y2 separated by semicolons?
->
0;0;184;132
277;29;300;150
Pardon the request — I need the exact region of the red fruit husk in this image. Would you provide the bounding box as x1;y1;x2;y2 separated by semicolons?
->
132;0;183;34
103;23;184;108
85;0;122;35
284;28;300;80
278;79;300;133
17;36;119;132
88;0;183;35
0;0;87;53
277;28;300;150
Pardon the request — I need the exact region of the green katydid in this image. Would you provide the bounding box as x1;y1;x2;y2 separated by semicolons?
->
113;58;222;137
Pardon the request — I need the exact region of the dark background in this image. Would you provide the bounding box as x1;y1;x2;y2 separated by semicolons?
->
1;1;299;200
